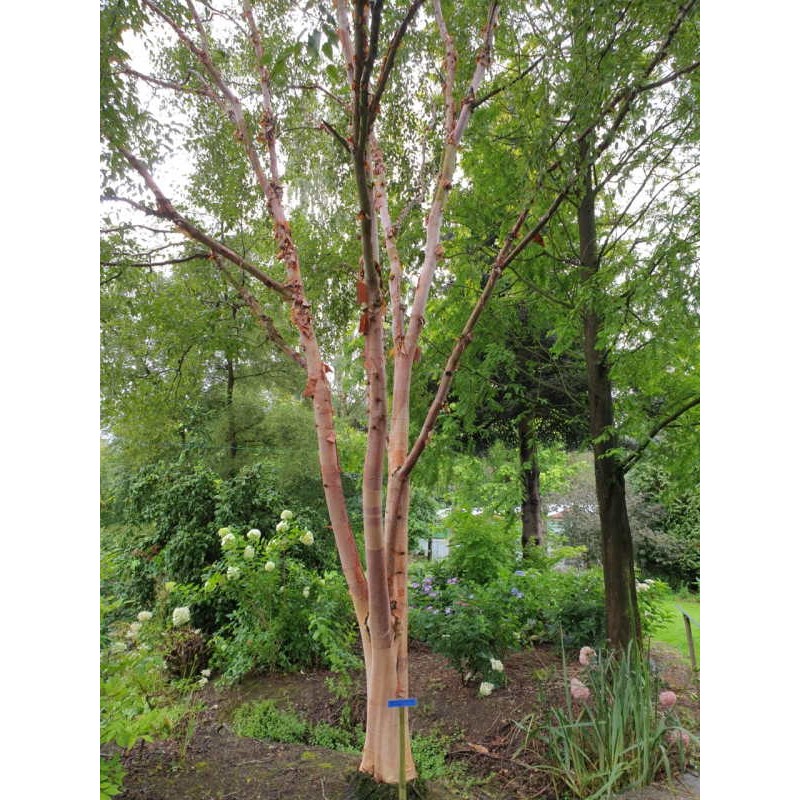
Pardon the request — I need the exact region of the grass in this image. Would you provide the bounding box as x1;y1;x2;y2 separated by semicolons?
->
651;592;699;666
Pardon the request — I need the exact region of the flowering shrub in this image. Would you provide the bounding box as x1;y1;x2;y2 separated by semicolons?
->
408;561;608;682
635;576;672;635
199;513;358;683
408;569;517;684
100;606;203;799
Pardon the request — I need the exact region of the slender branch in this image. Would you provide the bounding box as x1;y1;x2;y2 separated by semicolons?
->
101;252;209;268
212;255;306;369
369;0;426;119
433;0;457;137
472;56;543;110
371;136;405;347
113;150;291;297
119;65;216;98
289;83;348;109
320;119;352;154
622;396;700;473
639;59;699;92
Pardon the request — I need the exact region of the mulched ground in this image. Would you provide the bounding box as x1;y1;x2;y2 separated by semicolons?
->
115;642;699;800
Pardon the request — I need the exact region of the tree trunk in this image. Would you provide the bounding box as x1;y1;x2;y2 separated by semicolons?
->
519;414;545;549
578;138;641;650
225;355;238;463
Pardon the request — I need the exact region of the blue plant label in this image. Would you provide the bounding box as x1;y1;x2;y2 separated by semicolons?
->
387;698;417;708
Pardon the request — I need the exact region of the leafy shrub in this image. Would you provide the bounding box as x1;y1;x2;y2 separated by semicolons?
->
635;578;672;637
409;564;609;679
411;733;453;780
100;609;203;798
159;526;220;585
202;515;358;682
444;509;518;583
232;700;308;743
100;755;124;800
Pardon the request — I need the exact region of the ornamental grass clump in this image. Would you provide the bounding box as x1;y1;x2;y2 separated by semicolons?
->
542;639;695;800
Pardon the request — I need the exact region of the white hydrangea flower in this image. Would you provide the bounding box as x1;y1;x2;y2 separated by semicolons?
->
197;676;208;687
264;560;276;572
246;528;261;541
137;610;153;623
127;622;142;639
221;532;236;548
110;641;126;654
227;565;241;580
490;658;504;673
201;668;211;678
276;520;290;533
302;586;310;598
172;606;191;627
243;545;255;560
280;509;294;521
479;682;495;697
217;526;231;538
300;531;314;546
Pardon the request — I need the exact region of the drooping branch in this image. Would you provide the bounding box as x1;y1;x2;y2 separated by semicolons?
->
621;395;700;473
109;158;292;298
211;254;307;370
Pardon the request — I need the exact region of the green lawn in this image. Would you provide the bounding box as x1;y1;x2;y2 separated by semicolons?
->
651;593;700;666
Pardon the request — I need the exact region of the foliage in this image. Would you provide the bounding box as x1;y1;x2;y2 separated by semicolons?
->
444;510;518;584
631;463;700;589
410;733;454;781
550;455;700;590
541;643;694;799
200;516;358;682
231;700;451;780
100;607;203;798
232;699;309;744
408;556;608;682
101;452;346;637
634;578;672;637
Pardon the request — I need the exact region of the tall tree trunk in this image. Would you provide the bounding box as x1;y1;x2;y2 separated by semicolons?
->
225;354;238;463
578;139;641;650
519;414;545;549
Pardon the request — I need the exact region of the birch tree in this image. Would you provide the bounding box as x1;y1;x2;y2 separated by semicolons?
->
101;0;698;784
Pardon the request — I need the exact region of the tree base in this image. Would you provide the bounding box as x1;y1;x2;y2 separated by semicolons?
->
344;770;428;799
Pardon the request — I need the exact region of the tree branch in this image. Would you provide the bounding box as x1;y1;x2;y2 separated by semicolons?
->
113;150;291;297
622;395;700;473
369;0;426;119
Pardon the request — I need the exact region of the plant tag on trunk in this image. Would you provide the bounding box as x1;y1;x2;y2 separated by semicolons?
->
387;698;417;708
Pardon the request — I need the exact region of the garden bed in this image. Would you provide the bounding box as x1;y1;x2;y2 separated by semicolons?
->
117;642;699;800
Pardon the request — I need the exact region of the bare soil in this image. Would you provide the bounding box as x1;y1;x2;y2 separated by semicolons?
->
116;642;699;800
